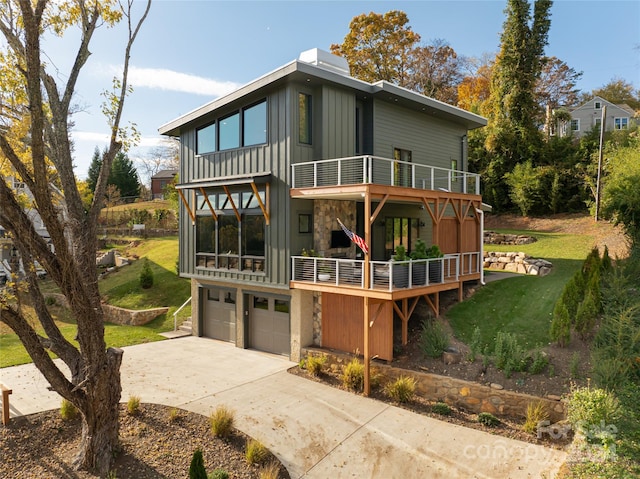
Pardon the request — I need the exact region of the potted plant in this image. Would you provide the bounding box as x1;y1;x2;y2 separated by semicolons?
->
318;262;332;281
301;248;320;280
410;239;428;286
427;244;444;283
392;244;409;288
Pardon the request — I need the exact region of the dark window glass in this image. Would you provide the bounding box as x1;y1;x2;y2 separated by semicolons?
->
219;112;240;150
253;296;269;310
274;299;290;314
299;93;312;144
196;217;215;253
243;101;267;146
218;215;238;254
243;215;265;256
196;123;216;154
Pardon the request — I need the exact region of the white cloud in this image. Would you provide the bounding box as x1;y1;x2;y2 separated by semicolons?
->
100;64;241;97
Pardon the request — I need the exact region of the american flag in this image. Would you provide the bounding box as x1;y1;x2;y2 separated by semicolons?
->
337;218;369;254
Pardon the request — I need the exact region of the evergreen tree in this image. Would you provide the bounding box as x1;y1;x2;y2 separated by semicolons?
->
108;151;140;199
189;449;207;479
86;147;103;193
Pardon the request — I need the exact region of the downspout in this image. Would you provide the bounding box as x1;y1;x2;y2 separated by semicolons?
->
475;208;485;285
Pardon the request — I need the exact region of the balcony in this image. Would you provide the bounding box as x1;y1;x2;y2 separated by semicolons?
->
291;155;481;195
291;253;481;298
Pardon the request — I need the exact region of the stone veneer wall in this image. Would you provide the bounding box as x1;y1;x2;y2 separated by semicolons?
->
304;348;566;422
314;199;357;258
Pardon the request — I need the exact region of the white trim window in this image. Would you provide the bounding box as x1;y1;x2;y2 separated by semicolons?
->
614;117;629;130
571;119;580;131
594;101;601;109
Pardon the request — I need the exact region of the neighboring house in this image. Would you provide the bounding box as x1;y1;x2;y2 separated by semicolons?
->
150;169;178;199
159;48;487;363
559;96;636;138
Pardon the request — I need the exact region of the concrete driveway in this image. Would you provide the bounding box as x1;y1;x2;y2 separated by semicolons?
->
1;337;567;478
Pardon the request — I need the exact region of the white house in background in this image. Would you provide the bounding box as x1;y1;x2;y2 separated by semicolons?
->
561;96;637;138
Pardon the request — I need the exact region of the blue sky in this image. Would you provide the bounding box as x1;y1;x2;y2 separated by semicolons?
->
44;0;640;180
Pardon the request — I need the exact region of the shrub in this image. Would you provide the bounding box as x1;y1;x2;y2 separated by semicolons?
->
208;470;228;479
574;290;598;339
493;332;528;377
139;258;154;289
168;407;180;422
550;300;571;346
189;449;207;479
341;357;365;392
523;401;549;434
570;352;581;379
304;353;327;377
419;319;449;359
431;402;451;416
468;326;482;362
562;271;585;320
567;386;621;436
478;412;500;427
210;405;235;438
45;295;57;306
127;395;141;416
245;439;269;465
528;348;548;375
384;375;417;403
591;355;630;391
258;461;280;479
60;398;78;421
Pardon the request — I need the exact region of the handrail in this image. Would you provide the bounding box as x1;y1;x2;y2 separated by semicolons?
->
173;296;192;331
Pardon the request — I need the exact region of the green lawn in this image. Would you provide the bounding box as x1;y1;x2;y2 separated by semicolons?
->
447;229;596;349
0;237;191;368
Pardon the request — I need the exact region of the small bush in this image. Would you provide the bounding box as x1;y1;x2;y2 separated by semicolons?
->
419;319;449;359
245;439;269;465
210;405;235;438
304;353;327;377
574;290;598;339
431;402;451;416
341;357;364;392
189;449;207;479
45;295;57;306
590;355;630;392
477;412;500;427
567;386;621;435
493;332;528;377
168;407;180;422
550;300;571;347
384;375;416;403
528;348;548;375
467;326;482;362
523;401;549;434
208;469;229;479
570;352;581;379
258;461;280;479
139;258;154;289
127;395;141;416
60;399;78;421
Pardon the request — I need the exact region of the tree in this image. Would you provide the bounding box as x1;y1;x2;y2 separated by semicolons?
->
482;0;553;211
137;137;179;185
87;146;103;193
330;10;420;87
536;56;582;110
406;39;466;104
109;151;140;200
591;77;640;110
457;56;494;114
0;0;151;474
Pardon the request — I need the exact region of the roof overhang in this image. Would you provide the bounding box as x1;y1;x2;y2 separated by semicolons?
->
176;172;271;190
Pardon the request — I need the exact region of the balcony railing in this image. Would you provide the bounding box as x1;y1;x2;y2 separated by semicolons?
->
291;155;481;195
291;252;481;292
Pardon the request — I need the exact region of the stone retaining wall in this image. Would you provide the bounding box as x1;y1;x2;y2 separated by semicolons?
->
484;231;537;245
483;251;553;276
304;348;566;422
44;293;167;326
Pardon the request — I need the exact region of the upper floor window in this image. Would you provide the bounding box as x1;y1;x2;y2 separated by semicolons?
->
594;101;601;109
571;119;580;131
196;122;216;155
594;118;601;128
614;117;629;130
219;112;240;150
243;100;267;146
393;148;412;187
298;93;312;145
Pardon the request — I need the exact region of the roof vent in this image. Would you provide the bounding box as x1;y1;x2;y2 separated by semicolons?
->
298;48;350;76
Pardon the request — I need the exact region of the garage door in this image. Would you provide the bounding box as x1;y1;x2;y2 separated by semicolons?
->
203;287;236;342
249;295;290;356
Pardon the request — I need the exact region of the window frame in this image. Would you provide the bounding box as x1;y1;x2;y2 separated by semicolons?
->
242;99;267;147
571;119;580;131
196;122;216;155
614;117;629;130
218;111;240;150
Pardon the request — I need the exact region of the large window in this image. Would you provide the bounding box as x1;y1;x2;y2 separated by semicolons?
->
393;148;412;187
298;93;312;144
243;101;267;146
385;217;419;259
196;122;216;154
571;119;580;131
195;186;266;273
614;117;629;130
219;112;240;150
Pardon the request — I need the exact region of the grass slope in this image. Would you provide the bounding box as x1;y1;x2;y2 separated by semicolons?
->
447;229;595;349
0;237;190;368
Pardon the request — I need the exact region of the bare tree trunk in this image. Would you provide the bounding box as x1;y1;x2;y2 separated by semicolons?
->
73;348;123;473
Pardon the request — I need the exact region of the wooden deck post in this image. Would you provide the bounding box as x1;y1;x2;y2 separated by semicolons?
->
1;383;12;426
363;190;372;397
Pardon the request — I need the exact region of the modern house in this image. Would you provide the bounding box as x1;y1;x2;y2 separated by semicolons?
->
159;48;487;363
560;96;636;138
150;169;178;199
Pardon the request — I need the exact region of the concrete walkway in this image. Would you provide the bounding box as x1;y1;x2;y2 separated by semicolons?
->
0;337;567;478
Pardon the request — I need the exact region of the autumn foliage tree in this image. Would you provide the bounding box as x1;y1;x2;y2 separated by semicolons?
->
0;0;150;474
